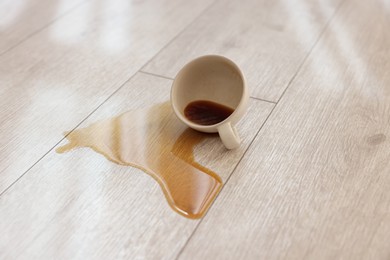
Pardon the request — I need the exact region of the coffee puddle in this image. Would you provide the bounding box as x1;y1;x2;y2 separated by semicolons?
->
56;102;222;219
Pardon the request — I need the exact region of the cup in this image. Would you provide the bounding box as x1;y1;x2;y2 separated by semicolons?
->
171;55;249;149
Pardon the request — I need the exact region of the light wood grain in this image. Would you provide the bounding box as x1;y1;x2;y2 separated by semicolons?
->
179;0;390;259
0;0;214;193
0;0;86;55
2;0;389;258
0;72;274;259
142;0;342;102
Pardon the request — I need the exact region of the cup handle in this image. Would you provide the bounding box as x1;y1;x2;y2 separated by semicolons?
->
217;123;241;149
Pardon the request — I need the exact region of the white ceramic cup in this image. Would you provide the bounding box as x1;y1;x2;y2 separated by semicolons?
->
171;55;249;149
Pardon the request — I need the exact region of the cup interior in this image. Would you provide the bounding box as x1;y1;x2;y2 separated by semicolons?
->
172;55;245;125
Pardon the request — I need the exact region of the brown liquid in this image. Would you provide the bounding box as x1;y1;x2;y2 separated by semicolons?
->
56;102;222;219
184;100;234;126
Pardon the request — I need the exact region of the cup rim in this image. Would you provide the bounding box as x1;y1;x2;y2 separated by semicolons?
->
171;54;248;129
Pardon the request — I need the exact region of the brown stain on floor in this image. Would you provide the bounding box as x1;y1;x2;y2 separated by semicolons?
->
56;102;222;219
366;133;386;146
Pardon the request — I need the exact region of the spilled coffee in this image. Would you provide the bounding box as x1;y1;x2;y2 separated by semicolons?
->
56;102;222;219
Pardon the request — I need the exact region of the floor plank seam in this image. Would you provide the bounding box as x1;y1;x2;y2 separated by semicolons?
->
138;71;174;80
0;0;91;58
250;97;276;104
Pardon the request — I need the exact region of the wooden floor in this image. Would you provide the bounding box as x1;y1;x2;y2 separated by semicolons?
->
1;0;389;259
